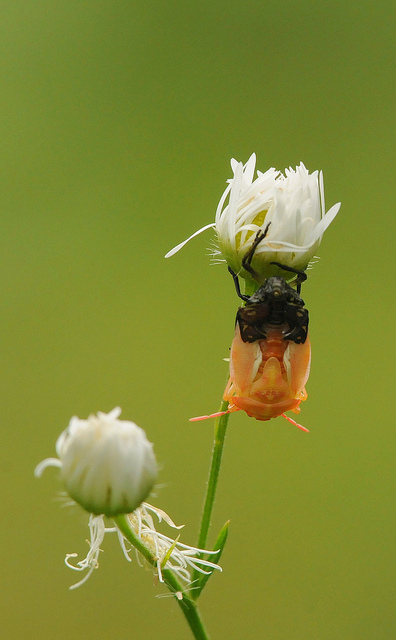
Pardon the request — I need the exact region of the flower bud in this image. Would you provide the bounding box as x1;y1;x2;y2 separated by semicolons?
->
35;408;157;517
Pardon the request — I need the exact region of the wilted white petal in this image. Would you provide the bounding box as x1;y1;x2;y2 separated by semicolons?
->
58;501;222;589
119;504;222;585
143;503;184;529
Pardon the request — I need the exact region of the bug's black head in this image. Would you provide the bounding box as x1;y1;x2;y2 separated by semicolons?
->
249;276;290;304
264;276;288;298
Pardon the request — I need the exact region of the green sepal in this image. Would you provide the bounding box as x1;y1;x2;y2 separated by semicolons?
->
193;520;230;599
161;535;180;570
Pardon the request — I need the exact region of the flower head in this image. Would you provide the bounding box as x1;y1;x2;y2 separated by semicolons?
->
35;408;157;517
166;154;340;285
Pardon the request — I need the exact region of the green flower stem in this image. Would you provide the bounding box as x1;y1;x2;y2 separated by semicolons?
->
196;398;231;554
114;514;210;640
244;277;258;297
193;277;252;566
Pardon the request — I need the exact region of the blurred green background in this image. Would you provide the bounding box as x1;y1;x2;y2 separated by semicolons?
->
1;1;394;638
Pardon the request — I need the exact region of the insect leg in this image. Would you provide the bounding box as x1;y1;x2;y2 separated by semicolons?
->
228;267;249;302
241;222;271;279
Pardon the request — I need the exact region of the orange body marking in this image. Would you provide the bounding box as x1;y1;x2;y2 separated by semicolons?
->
224;325;310;422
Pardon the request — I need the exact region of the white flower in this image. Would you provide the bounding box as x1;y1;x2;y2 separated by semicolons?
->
166;154;341;284
64;503;221;590
35;408;157;517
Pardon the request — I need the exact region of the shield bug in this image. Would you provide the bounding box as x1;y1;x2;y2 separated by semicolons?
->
191;225;311;432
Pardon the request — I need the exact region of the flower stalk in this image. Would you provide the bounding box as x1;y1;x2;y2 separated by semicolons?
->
115;514;210;640
192;398;230;589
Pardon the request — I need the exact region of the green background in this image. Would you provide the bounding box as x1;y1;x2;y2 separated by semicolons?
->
1;2;394;639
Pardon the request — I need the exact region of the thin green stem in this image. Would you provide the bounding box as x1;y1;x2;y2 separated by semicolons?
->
193;275;252;561
162;571;210;640
114;514;210;640
196;398;230;553
244;277;258;297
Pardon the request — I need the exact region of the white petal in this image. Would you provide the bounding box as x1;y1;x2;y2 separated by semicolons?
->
308;202;341;245
215;181;232;226
226;162;244;249
34;457;62;477
243;153;257;185
164;223;216;258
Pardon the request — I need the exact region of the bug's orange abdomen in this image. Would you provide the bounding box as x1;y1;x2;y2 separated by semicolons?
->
224;326;310;421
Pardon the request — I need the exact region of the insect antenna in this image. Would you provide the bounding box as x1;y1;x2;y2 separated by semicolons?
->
281;413;309;433
189;405;246;421
188;411;230;422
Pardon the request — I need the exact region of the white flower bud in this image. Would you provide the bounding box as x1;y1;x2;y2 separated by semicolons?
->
35;408;157;517
166;154;341;285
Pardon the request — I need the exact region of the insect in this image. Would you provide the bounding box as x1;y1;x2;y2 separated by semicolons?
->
229;223;308;339
191;225;311;432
